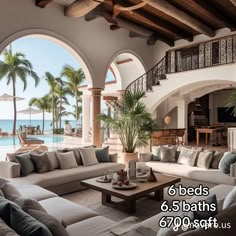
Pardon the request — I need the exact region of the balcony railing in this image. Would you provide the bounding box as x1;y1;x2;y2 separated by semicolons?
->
126;34;236;93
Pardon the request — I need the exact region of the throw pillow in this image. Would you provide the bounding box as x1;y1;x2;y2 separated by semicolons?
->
56;151;78;169
95;146;110;162
177;147;200;166
196;150;213;169
0;197;52;236
15;153;35;176
159;146;177;162
0;190;4;198
46;151;60;169
28;209;69;236
30;152;53;173
219;152;236;174
223;186;236;210
151;146;161;161
210;151;224;169
1;182;21;201
79;147;99;166
72;148;83;165
0;217;19;236
0;177;9;188
12;196;46;213
193;194;218;220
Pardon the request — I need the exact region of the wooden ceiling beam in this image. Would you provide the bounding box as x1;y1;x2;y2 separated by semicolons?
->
35;0;53;8
147;0;215;37
230;0;236;7
194;0;236;30
65;0;104;17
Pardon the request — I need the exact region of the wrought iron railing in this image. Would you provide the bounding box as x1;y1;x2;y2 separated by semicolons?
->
126;34;236;93
126;56;167;93
167;34;236;73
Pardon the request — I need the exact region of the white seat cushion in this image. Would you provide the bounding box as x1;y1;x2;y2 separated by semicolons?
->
66;216;115;236
145;161;236;185
39;197;98;226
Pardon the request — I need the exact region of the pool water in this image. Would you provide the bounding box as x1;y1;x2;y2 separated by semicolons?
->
0;135;64;146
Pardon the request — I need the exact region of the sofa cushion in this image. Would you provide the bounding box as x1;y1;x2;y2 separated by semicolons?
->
210;151;224;169
79;147;99;166
39;197;98;226
46;151;60;169
0;190;4;198
219;152;236;174
145;161;236;185
193;194;217;220
30;152;53;173
9;184;57;201
196;150;213;169
72;148;83;165
0;218;19;236
15;153;35;176
95;146;110;162
0;197;52;236
8;162;125;189
57;151;78;169
151;146;161;161
179;203;236;236
159;146;176;162
177;147;200;166
66;216;115;236
1;182;21;201
223;186;236;210
12;196;46;213
28;209;69;236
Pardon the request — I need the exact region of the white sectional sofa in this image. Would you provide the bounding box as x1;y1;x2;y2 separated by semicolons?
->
139;145;236;187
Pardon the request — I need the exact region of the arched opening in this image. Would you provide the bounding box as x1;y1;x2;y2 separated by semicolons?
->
0;33;92;137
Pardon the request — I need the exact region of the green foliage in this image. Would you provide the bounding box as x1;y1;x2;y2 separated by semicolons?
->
99;89;157;153
225;89;236;116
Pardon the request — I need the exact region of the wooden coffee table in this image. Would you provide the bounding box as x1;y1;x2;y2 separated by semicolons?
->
81;174;180;213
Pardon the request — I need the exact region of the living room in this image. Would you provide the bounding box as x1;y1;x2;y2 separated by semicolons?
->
0;0;236;235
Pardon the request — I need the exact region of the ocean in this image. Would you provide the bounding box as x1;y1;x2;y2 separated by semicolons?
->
0;119;79;133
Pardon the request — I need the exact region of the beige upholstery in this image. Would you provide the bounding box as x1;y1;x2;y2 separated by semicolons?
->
145;161;236;185
66;216;115;236
139;153;152;162
0;161;20;178
10;162;125;188
39;197;98;226
10;183;57;201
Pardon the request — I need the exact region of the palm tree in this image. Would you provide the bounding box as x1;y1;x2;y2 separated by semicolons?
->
55;79;71;128
53;96;69;128
226;89;236;116
0;46;39;135
44;72;59;131
99;89;157;153
29;95;51;134
61;65;85;131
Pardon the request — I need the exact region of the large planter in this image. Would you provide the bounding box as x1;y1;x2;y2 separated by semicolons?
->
64;123;72;135
119;152;138;169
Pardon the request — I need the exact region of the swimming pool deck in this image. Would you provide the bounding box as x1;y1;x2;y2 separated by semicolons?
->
0;136;92;161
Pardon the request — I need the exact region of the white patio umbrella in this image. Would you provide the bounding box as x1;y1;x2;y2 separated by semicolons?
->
18;107;42;126
0;93;25;102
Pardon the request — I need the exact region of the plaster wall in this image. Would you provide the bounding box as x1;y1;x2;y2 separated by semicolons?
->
0;0;153;89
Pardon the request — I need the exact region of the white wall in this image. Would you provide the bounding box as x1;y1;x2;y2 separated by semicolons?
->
0;0;154;89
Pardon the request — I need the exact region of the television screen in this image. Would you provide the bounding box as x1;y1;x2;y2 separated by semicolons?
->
217;107;236;123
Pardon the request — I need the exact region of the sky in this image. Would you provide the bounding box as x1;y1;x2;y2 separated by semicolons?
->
0;36;114;120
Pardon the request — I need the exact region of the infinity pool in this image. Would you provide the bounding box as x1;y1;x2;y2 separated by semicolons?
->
0;135;64;146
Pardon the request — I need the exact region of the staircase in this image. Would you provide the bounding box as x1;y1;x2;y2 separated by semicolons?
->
103;34;236;150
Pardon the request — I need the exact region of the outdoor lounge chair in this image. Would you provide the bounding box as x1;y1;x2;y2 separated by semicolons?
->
18;132;44;146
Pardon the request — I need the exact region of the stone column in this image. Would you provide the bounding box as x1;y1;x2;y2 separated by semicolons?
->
177;99;188;144
82;94;91;143
90;88;102;147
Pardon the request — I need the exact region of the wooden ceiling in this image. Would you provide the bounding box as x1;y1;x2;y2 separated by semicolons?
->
35;0;236;46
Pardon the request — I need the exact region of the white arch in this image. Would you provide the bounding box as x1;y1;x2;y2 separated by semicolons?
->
0;29;93;86
105;49;147;90
143;64;236;113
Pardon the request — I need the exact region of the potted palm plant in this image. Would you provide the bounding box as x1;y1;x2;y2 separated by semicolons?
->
99;89;157;168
